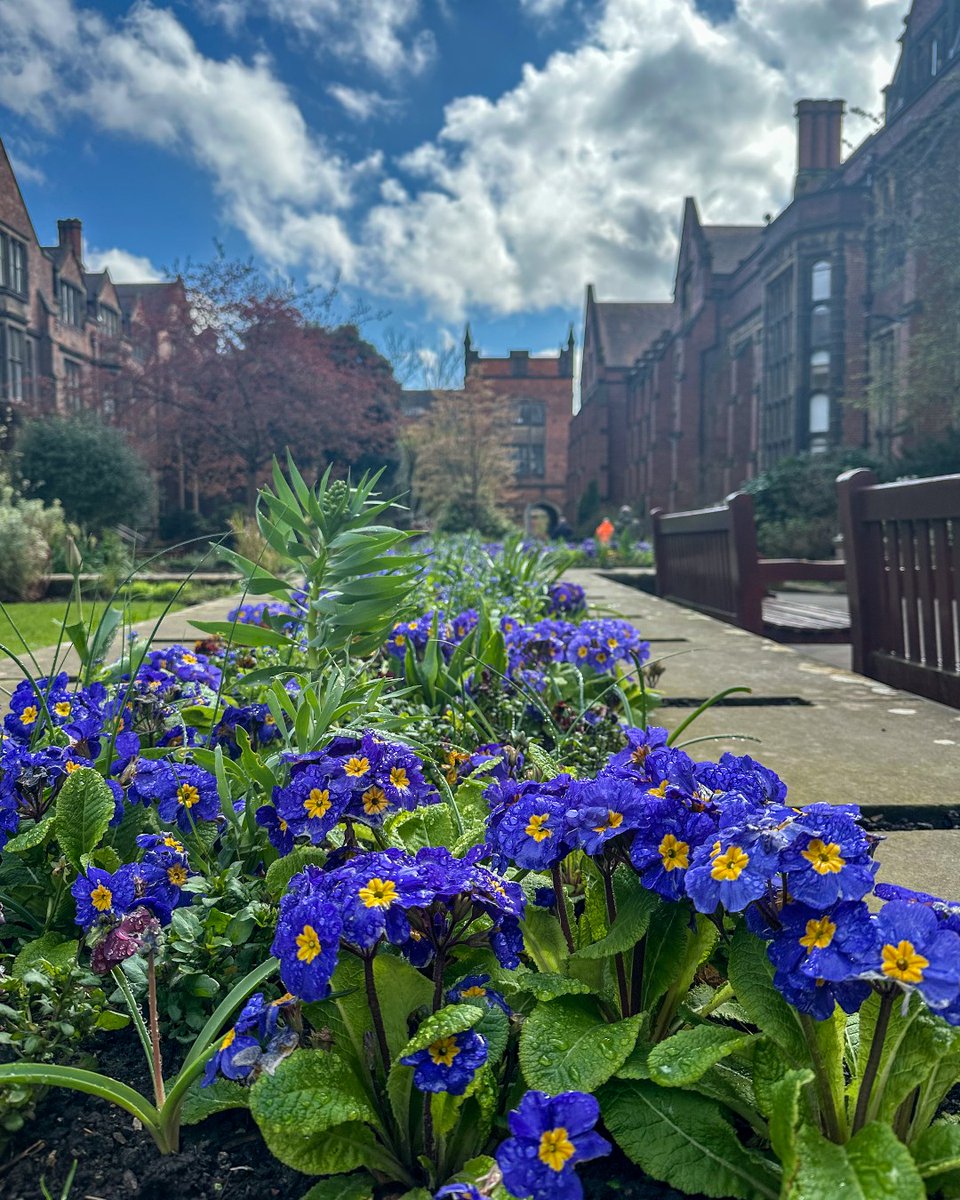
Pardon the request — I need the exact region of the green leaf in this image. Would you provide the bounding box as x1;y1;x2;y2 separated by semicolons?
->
521;907;570;974
387;804;455;852
767;1068;813;1174
259;1119;388;1177
727;924;806;1064
12;934;78;979
504;968;595;1002
179;1076;250;1126
299;1173;375;1200
374;955;435;1058
648;1025;757;1088
639;901;694;1011
250;1051;378;1162
475;1005;510;1068
519;997;643;1093
54;767;116;870
786;1122;925;1200
265;848;328;900
913;1120;960;1179
752;1038;793;1119
191;620;294;649
2;811;56;854
397;1004;485;1061
94;1010;130;1031
600;1079;779;1200
573;872;658;959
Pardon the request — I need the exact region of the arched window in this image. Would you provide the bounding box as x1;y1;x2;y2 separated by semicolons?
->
811;303;830;346
810;350;830;392
809;393;830;434
811;260;832;302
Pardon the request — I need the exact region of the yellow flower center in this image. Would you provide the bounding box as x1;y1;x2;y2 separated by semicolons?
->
711;845;750;882
428;1036;461;1067
167;865;188;887
538;1127;576;1172
296;924;323;964
577;645;589;658
800;916;836;952
220;1027;236;1050
178;783;201;808
359;877;398;908
659;833;690;871
390;766;410;791
164;836;184;850
182;653;197;664
65;760;82;774
593;810;624;835
54;701;72;718
461;985;487;998
345;756;370;778
362;785;389;814
631;745;650;764
304;788;331;819
801;838;846;875
525;812;552;842
647;780;669;799
264;715;275;726
90;883;113;912
20;705;38;725
395;632;406;646
882;939;929;984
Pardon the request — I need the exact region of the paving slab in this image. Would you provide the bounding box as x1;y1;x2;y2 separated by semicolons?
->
874;832;960;903
570;570;960;813
0;595;241;692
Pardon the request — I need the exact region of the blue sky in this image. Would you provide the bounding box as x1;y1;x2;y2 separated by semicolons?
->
0;0;906;385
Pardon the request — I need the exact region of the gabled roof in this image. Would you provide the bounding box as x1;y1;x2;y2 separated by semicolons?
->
593;301;674;367
702;225;764;274
115;279;183;322
0;137;41;245
83;271;109;298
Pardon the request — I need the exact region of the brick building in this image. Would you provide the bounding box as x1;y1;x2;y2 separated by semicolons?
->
0;135;182;420
567;0;960;521
403;329;575;527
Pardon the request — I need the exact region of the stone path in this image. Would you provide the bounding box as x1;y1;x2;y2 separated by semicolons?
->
0;595;241;694
571;569;960;900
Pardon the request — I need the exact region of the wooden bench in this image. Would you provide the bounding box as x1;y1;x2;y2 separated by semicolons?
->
838;468;960;707
651;492;848;643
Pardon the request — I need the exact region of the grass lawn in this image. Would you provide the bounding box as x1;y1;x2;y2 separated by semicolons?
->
0;600;188;656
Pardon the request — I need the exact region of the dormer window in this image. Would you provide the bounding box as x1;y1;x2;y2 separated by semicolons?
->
99;305;121;338
59;280;85;328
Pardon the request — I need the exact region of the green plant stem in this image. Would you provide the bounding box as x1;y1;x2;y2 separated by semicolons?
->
629;935;646;1016
694;981;735;1019
601;868;630;1018
423;1093;436;1167
852;989;895;1134
551;863;575;955
112;967;159;1098
364;953;392;1075
798;1013;845;1143
147;952;166;1109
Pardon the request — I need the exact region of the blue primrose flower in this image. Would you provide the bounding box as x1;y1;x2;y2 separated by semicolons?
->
629;800;717;901
768;901;876;1020
272;766;350;843
565;776;645;857
401;1027;488;1095
271;880;343;1001
488;788;574;870
780;805;877;906
447;974;510;1014
434;1185;482;1200
684;829;780;914
202;992;299;1086
496;1089;611;1200
155;763;220;831
869;900;960;1010
72;865;136;929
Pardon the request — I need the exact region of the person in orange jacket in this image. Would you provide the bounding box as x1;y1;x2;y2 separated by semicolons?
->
595;517;615;545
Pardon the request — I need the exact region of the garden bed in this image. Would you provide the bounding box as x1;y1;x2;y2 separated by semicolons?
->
3;468;960;1200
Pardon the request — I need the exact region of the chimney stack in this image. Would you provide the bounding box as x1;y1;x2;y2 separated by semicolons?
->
58;218;83;263
794;100;844;195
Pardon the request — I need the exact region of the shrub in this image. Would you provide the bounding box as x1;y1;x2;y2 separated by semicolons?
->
18;415;156;532
0;481;67;601
742;449;885;559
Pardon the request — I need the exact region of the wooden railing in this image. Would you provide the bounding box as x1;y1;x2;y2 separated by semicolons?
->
838;468;960;707
652;492;847;642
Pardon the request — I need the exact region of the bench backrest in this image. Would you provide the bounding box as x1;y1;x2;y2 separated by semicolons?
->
651;492;764;633
838;468;960;707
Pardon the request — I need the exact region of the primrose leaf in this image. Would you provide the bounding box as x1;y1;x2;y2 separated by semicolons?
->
2;811;57;854
519;996;642;1093
299;1171;375;1200
727;925;806;1065
785;1122;925;1200
601;1078;779;1200
250;1049;376;1139
397;1004;485;1061
647;1024;757;1088
54;767;116;869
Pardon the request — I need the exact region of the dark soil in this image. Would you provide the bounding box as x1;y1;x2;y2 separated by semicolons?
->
0;1036;712;1200
0;1034;307;1200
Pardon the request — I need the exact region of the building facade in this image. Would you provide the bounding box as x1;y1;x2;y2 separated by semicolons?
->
0;136;182;421
567;0;960;520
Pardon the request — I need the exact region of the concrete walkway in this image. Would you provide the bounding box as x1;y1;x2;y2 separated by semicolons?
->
0;595;241;692
572;569;960;900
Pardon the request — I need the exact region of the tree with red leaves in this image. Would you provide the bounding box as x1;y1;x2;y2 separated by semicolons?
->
120;253;399;517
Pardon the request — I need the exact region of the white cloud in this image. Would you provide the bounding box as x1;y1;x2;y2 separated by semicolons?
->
360;0;904;316
328;84;403;122
208;0;435;77
0;1;359;279
520;0;568;17
85;246;164;282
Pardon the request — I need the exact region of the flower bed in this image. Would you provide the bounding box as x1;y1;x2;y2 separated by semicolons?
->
2;463;959;1200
